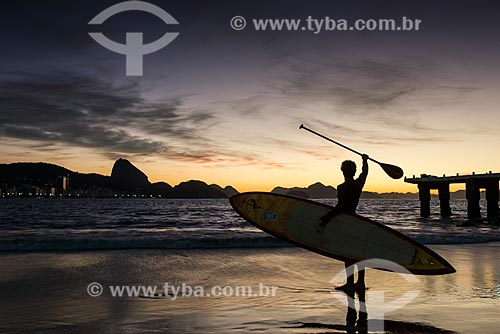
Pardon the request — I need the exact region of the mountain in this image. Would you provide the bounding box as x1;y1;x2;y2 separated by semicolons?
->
111;158;150;190
174;180;226;198
0;162;111;189
0;162;71;186
270;182;478;200
149;182;174;197
0;160;233;198
307;182;338;198
367;192;419;200
71;172;111;189
449;190;485;200
2;160;488;200
360;191;382;199
286;190;310;198
272;182;337;198
210;184;239;197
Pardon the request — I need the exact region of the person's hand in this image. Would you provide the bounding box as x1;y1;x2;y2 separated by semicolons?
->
319;214;330;226
319;210;337;226
362;154;369;161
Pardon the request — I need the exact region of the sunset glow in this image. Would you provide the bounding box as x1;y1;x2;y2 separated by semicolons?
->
1;1;500;193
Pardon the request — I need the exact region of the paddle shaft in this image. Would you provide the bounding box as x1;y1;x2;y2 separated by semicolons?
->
299;124;381;164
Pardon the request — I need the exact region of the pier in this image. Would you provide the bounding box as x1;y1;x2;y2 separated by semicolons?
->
405;172;500;219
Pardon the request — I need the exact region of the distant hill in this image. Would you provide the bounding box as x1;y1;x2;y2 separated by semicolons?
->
210;184;239;197
308;182;338;198
2;160;488;200
149;182;174;197
449;189;485;200
270;182;481;200
0;160;237;198
272;182;337;198
71;172;111;189
0;162;111;189
0;162;71;184
286;190;310;198
174;180;226;198
360;191;420;200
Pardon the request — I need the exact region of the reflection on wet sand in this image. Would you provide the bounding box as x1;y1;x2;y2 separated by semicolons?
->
290;288;456;334
1;245;499;333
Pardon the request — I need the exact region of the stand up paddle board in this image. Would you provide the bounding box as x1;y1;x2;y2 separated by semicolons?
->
230;192;455;275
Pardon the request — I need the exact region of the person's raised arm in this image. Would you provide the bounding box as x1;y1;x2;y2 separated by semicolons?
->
357;154;369;185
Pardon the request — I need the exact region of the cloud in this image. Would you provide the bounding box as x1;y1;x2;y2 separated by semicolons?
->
0;71;217;160
211;57;479;131
0;70;299;170
273;58;480;111
301;117;455;144
212;57;477;148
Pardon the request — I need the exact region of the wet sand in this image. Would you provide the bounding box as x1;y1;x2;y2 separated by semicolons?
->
0;243;499;333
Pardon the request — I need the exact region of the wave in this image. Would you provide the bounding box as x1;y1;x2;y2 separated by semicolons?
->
414;234;500;245
2;233;500;252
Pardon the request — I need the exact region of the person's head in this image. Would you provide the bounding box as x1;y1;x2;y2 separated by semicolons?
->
341;160;356;178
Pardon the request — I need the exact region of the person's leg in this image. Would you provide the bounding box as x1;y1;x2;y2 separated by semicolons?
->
356;265;365;290
356;286;368;331
346;262;355;285
335;261;355;290
345;290;357;332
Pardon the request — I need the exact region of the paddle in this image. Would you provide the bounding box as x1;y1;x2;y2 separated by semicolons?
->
299;124;404;179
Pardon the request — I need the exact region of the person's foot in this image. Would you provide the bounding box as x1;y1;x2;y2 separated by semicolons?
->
334;283;356;291
356;317;368;330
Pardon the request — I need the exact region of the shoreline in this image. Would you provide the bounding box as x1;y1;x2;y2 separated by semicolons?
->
1;240;500;254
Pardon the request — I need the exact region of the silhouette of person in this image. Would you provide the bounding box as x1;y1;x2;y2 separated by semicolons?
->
345;289;357;334
319;154;369;291
345;289;368;334
356;287;368;333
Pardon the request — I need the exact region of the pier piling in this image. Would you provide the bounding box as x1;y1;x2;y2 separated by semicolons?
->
466;179;481;219
438;184;452;217
418;184;431;217
486;180;499;218
406;172;500;220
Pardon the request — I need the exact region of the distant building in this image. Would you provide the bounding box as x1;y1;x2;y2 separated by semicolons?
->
62;175;69;194
56;175;70;196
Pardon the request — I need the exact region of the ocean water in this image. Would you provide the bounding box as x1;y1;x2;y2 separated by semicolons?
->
0;198;499;252
1;199;500;333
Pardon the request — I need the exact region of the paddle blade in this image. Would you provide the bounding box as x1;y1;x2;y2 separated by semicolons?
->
380;163;404;179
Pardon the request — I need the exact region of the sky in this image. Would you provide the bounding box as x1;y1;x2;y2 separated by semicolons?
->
1;0;500;192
